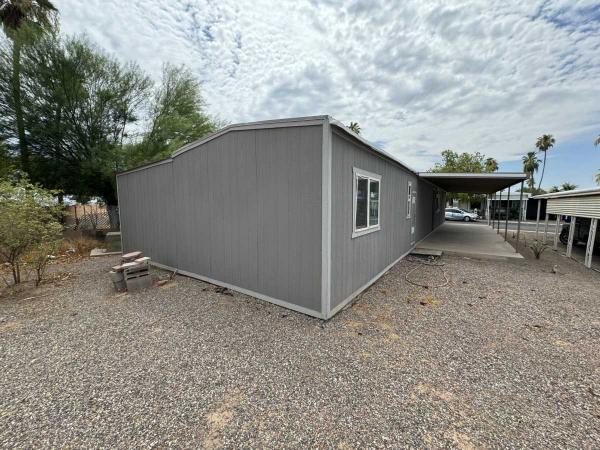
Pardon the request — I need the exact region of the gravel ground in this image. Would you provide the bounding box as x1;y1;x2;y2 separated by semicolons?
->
1;248;599;448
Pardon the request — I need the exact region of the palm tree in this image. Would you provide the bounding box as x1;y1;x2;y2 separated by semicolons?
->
548;185;560;193
521;151;540;189
560;182;577;191
535;134;555;190
596;171;600;185
595;135;600;146
484;157;498;172
348;122;361;134
0;0;57;174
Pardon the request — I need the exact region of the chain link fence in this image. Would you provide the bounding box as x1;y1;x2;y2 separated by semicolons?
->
65;204;120;231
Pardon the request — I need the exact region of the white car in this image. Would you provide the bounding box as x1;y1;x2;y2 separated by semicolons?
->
445;208;479;222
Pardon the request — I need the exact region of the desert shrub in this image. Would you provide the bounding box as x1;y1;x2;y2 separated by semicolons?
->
27;239;62;286
529;239;547;259
0;178;63;284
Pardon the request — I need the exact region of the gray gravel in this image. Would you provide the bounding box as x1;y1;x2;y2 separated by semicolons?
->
1;249;599;448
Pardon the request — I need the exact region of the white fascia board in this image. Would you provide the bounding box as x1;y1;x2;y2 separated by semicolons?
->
532;187;600;199
419;172;528;179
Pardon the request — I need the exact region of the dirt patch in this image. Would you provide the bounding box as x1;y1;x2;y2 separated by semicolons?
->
444;430;479;450
416;382;455;402
203;390;246;449
0;320;22;333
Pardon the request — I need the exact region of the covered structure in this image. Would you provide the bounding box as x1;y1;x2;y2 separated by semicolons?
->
532;188;600;269
117;114;529;318
418;172;528;251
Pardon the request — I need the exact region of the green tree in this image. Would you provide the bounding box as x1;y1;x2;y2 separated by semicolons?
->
0;34;151;206
0;0;57;174
548;185;560;193
484;157;498;172
430;149;496;204
431;149;495;173
535;134;555;190
124;64;217;168
522;151;540;189
595;135;600;146
0;176;62;284
560;182;577;191
348;122;361;134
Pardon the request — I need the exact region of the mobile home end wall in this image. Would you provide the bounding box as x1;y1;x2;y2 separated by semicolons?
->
118;125;324;317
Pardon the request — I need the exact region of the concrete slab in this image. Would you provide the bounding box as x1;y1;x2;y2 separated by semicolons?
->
90;248;121;257
411;248;443;257
417;222;524;260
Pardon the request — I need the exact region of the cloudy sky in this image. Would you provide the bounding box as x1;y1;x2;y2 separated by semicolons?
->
56;0;600;188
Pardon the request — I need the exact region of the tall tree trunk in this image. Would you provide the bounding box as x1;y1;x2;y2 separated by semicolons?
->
12;40;29;175
537;152;547;191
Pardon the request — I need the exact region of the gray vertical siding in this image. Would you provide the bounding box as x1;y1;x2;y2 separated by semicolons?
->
118;125;323;315
416;179;433;241
117;161;177;267
329;130;444;311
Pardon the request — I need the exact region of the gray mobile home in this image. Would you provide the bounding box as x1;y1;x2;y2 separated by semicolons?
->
117;116;445;319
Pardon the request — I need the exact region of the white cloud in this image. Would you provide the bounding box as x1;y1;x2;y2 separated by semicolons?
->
55;0;600;170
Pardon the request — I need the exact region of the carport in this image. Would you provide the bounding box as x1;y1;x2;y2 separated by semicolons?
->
417;172;528;258
532;188;600;269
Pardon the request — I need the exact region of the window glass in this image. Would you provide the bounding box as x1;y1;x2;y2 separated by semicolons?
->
355;177;368;229
407;182;412;218
369;180;379;226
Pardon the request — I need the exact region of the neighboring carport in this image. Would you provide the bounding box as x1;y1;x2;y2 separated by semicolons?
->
417;172;528;256
532;188;600;269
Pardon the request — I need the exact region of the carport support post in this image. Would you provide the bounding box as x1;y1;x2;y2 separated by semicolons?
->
566;217;576;258
553;215;561;250
491;193;496;228
504;185;510;241
486;194;490;225
515;181;524;252
497;190;502;233
585;218;597;268
535;200;541;240
543;213;549;244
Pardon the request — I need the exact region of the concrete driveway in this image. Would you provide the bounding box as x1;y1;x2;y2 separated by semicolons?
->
417;221;524;260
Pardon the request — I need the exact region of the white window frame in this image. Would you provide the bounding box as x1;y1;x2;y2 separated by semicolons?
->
406;181;413;219
352;167;381;238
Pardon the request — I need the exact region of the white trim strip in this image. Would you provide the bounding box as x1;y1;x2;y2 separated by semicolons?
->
419;172;527;179
172;117;326;157
321;118;332;317
532;187;600;199
117;158;173;177
149;261;326;319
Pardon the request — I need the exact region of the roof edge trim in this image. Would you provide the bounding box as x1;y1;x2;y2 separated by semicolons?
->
532;187;600;199
171;116;328;158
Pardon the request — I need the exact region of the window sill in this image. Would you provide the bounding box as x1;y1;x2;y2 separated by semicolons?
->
352;225;381;239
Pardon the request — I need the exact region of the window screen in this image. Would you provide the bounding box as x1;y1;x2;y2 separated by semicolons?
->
369;180;379;226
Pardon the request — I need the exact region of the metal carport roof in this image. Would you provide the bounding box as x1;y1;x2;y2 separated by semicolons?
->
418;172;528;193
